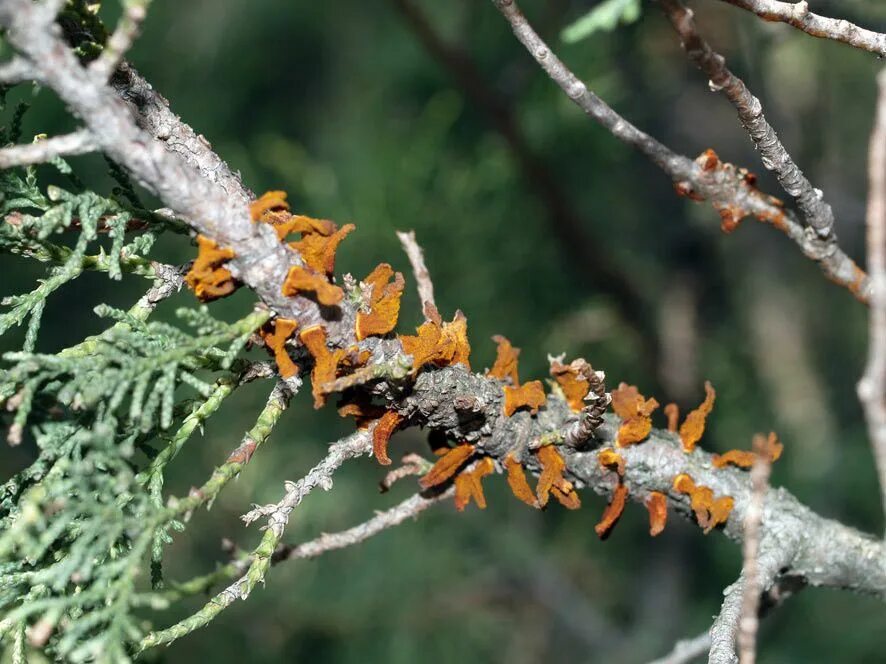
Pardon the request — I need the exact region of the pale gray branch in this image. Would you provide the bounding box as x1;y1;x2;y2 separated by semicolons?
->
89;0;151;82
859;67;886;530
719;0;886;57
273;489;452;563
736;443;773;664
0;57;38;85
396;229;436;311
648;631;712;664
0;130;97;169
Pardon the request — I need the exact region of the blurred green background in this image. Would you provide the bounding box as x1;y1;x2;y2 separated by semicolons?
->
3;0;886;661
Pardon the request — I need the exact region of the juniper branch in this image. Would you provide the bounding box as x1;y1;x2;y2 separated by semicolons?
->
0;130;97;169
140;429;370;650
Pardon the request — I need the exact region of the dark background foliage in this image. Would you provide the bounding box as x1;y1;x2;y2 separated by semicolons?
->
2;1;886;661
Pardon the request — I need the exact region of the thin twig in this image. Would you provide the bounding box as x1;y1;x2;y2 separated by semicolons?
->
140;429;371;650
396;230;436;311
736;439;773;664
647;630;712;664
0;130;97;169
489;0;869;303
859;67;886;531
0;57;38;85
660;0;834;239
272;489;452;564
89;0;151;81
719;0;886;57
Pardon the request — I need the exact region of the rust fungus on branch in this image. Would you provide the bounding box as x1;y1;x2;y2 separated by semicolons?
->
281;266;344;306
549;357;592;412
184;234;237;302
676;149;788;234
504;453;540;508
610;382;659;447
355;263;405;340
597;448;626;476
594;483;628;539
713;431;783;469
672;473;734;533
258;317;299;379
678;381;716;453
249;190;290;222
487;335;520;384
337;393;386;430
399;307;471;371
419;443;476;489
454;457;495;511
664;403;679;432
371;410;405;466
502;380;546;417
290;222;355;276
645;492;668;537
298;325;351;408
536;445;581;509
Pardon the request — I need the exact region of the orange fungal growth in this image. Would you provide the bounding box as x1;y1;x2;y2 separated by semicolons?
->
289;223;355;276
337;397;386;430
399;311;471;371
258;318;299;378
645;492;668;537
355;263;406;340
298;325;347;408
672;473;734;533
536;445;580;509
713;431;783;469
487;335;520;384
454;457;495;511
550;358;592;412
503;380;547;417
610;382;659;447
419;443;476;489
664;403;679;432
594;483;628;539
678;381;716;452
281;266;344;306
250;190;290;221
372;410;405;466
598;448;626;476
504;454;539;508
184;235;237;302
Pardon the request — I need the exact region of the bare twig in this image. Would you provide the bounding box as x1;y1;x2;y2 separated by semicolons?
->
379;453;430;492
0;130;97;169
660;0;835;239
708;536;795;664
859;67;886;530
489;0;870;302
272;489;452;563
396;230;436;311
648;631;712;664
140;430;371;650
736;439;773;664
719;0;886;57
89;0;151;82
0;57;38;85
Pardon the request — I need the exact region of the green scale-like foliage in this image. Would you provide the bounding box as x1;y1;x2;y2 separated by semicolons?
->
0;88;279;660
